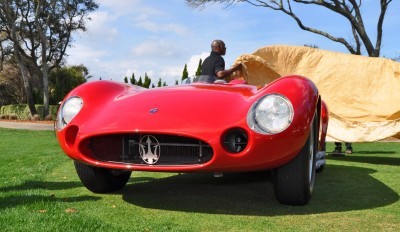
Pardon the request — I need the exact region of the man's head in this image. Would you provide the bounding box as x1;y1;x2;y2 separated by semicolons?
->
211;40;226;56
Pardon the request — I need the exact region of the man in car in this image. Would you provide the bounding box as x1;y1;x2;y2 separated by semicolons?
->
201;40;242;81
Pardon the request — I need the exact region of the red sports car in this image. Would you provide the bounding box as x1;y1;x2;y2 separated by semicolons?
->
55;75;329;205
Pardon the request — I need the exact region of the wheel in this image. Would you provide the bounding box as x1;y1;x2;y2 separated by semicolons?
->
273;114;317;205
74;161;132;193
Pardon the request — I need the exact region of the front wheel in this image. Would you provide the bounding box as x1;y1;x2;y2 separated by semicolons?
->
273;114;317;205
74;161;132;193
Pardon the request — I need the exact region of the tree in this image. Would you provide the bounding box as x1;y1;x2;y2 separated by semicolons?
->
195;58;202;76
123;76;128;83
130;72;136;85
187;0;394;57
0;0;98;117
143;73;151;88
0;31;12;71
0;63;24;106
182;63;189;81
48;65;90;105
137;76;143;86
125;72;169;88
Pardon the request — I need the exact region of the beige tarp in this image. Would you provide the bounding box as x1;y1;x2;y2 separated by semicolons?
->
233;45;400;142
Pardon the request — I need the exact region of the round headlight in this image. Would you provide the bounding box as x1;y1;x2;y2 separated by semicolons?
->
247;94;293;134
56;96;83;130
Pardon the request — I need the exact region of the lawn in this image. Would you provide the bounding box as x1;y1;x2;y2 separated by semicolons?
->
0;128;399;231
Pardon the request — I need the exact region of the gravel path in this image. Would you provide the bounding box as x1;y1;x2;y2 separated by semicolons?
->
0;121;54;131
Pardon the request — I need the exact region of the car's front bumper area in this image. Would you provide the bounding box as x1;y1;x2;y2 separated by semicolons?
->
57;124;309;173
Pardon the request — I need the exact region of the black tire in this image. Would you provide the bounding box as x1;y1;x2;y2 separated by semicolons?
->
74;161;132;193
273;114;317;205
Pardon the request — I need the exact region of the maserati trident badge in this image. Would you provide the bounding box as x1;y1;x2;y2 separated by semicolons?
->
139;135;160;164
149;108;158;114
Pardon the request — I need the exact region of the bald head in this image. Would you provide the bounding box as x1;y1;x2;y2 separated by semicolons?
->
211;40;226;55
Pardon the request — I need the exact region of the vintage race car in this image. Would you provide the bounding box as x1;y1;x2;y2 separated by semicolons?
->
55;75;329;205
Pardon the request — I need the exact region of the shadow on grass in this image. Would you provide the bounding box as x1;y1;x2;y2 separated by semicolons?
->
329;154;400;166
354;151;396;155
0;181;82;192
122;165;399;216
0;181;101;209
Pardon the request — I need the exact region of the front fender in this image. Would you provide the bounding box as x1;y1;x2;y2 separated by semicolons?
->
260;75;319;137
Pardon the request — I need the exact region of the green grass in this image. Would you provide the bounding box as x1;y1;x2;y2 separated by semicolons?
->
1;128;399;231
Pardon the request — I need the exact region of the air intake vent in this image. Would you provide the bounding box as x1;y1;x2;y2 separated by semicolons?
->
88;134;213;165
222;128;248;153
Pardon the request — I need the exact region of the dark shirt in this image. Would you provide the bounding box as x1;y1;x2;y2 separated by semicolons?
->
201;51;225;77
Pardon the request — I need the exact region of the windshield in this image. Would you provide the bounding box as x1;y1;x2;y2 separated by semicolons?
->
181;76;247;85
182;75;223;84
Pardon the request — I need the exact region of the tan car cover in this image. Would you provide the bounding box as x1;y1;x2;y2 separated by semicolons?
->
232;45;400;142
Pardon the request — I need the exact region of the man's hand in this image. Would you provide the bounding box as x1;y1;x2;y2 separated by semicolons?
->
216;63;242;79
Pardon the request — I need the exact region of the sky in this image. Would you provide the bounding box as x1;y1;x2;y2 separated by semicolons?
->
66;0;400;85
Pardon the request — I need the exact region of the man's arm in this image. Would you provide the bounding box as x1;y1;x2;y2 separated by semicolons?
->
216;63;242;79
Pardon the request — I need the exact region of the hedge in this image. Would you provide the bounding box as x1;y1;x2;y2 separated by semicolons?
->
0;104;58;120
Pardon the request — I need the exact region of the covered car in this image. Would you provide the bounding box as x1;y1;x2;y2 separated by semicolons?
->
55;75;329;205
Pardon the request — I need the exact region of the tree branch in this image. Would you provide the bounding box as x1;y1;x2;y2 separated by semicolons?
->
187;0;393;57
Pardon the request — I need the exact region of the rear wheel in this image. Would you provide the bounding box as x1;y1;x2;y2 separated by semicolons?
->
273;114;317;205
74;161;131;193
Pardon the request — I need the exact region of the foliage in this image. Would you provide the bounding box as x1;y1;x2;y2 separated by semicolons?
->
0;64;24;106
142;73;151;88
0;129;400;231
137;76;143;86
187;0;394;57
195;58;202;76
0;105;27;119
182;64;189;81
130;73;136;85
0;104;58;119
0;0;99;117
124;72;172;88
181;59;202;80
48;65;90;104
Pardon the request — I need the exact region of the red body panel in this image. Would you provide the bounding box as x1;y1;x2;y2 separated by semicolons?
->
319;100;329;150
56;75;328;173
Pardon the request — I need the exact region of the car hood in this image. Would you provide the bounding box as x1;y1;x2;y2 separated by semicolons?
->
68;82;260;137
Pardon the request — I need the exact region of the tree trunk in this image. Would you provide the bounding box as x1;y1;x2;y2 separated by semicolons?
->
10;21;37;117
18;60;37;116
42;63;49;117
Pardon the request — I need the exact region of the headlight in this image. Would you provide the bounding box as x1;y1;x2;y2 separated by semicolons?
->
247;94;293;134
56;96;83;130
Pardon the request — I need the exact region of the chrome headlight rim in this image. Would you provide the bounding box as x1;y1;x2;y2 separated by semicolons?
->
56;96;83;130
247;94;294;135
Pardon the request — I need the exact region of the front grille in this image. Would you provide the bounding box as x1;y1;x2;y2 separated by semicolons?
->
89;134;213;165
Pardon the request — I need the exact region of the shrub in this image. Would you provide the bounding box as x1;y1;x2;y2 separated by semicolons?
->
0;104;58;120
9;114;17;120
0;105;27;119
